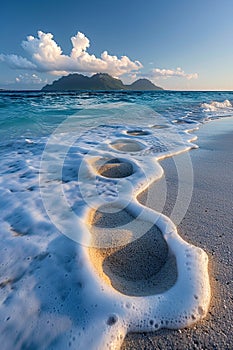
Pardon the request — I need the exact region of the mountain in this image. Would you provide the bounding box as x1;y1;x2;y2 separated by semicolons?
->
125;78;162;91
88;73;125;90
41;73;163;91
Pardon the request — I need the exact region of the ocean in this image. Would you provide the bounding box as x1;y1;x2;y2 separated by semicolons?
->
0;90;232;349
1;90;233;144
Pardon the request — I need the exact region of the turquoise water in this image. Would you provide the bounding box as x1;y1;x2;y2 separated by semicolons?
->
0;90;233;145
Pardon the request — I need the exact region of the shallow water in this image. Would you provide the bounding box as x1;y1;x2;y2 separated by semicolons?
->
0;90;233;143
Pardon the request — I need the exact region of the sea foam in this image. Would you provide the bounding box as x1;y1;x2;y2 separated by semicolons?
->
201;99;232;112
0;95;222;349
37;103;210;349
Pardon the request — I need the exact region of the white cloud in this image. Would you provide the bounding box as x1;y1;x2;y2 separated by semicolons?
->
151;67;198;80
1;31;142;77
15;73;47;84
71;32;90;57
0;54;36;69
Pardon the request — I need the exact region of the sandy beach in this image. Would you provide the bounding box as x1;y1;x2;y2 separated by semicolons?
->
121;117;233;349
1;92;233;349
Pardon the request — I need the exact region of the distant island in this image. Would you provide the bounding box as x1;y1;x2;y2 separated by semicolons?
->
41;73;163;91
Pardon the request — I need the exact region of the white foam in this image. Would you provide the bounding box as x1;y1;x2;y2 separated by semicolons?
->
0;103;210;349
201;99;232;112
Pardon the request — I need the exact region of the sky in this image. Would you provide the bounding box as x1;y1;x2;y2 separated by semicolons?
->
0;0;233;91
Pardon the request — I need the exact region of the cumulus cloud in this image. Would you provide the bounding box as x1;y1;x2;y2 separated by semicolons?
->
0;31;142;77
151;67;198;80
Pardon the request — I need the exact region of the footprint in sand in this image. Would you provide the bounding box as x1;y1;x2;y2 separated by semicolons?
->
89;204;178;297
126;129;151;136
110;139;146;153
94;157;134;179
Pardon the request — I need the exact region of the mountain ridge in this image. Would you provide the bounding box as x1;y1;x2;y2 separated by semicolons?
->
41;73;163;91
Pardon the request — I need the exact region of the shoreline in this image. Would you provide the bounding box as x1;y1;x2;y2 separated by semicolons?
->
121;117;233;349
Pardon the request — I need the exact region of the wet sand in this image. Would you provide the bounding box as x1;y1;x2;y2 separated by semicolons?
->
89;205;177;296
121;117;233;349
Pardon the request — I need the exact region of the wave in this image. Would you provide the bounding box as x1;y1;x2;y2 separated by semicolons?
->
201;99;232;112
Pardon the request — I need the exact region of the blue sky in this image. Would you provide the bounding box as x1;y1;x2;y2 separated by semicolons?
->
0;0;233;90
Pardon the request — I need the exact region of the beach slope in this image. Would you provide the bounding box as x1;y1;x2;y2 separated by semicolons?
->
122;118;233;349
